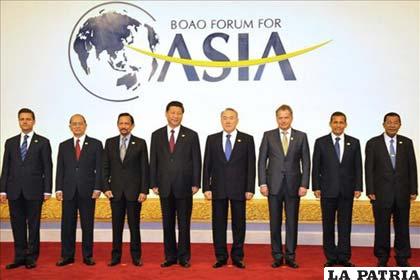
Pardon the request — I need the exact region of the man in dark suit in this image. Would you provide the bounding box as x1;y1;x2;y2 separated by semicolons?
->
203;108;255;269
365;112;418;267
103;113;149;267
0;108;52;269
150;101;201;268
258;104;310;269
55;114;103;266
312;112;362;267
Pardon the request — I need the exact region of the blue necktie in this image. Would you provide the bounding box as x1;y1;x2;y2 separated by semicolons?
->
20;134;29;160
225;134;232;161
389;139;396;169
334;137;340;162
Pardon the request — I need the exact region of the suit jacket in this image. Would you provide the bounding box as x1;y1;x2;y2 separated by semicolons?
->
150;126;201;199
312;134;362;198
0;133;52;200
103;135;149;201
258;128;310;196
365;134;418;207
56;136;103;200
203;131;256;201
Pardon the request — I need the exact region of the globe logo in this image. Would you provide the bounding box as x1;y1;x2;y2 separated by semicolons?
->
68;2;159;102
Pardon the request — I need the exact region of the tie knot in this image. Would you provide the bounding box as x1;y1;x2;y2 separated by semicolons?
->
281;131;288;136
390;139;394;144
226;134;231;139
171;129;175;134
24;134;29;140
76;138;80;143
335;137;340;142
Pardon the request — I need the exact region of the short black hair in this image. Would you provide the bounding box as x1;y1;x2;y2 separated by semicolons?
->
166;101;184;113
330;111;347;123
118;113;134;125
383;112;401;123
18;108;35;120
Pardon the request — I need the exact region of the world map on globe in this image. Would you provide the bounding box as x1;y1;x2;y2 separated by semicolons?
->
72;10;159;91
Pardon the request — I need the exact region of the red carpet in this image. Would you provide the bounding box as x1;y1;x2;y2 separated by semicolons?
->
0;243;419;280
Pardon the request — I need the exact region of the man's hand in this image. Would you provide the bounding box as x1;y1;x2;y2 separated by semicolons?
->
314;190;321;199
410;194;417;201
354;191;361;199
260;186;269;197
368;194;376;200
56;192;63;201
92;191;101;199
105;190;114;199
138;193;147;203
152;187;159;195
192;186;199;195
245;192;254;200
298;187;307;197
204;191;212;200
44;194;51;201
0;194;7;204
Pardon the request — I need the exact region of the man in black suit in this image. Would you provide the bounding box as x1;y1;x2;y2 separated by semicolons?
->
365;112;418;267
150;101;201;268
0;108;52;269
258;104;310;269
203;108;255;269
103;113;149;267
312;112;362;267
55;114;103;266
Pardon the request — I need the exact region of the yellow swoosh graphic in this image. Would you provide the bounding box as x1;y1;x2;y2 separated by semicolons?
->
127;40;331;68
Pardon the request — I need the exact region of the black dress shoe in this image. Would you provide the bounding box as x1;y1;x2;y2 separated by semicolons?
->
83;257;96;266
132;259;143;266
377;259;388;267
338;261;355;267
271;258;284;268
160;260;177;267
232;260;245;269
108;258;121;266
396;260;410;267
324;260;337;267
285;259;299;269
213;260;227;268
179;260;191;268
56;258;75;266
5;261;25;269
25;260;37;269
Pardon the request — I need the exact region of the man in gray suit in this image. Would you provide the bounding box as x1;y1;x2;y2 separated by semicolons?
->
258;104;310;269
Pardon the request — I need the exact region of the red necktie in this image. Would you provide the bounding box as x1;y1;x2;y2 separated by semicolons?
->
75;139;81;160
169;130;175;153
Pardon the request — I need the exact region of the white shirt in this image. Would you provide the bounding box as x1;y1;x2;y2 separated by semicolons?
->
167;125;180;142
331;133;344;162
384;133;397;154
74;134;86;150
20;131;34;149
222;130;238;152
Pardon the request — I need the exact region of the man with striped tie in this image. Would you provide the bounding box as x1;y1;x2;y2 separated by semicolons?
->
0;108;53;269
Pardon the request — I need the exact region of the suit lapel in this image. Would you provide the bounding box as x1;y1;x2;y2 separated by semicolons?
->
123;135;137;164
325;135;340;163
286;129;296;157
379;135;394;170
161;127;170;154
78;136;90;161
272;129;284;156
229;131;243;161
395;135;403;170
23;133;38;162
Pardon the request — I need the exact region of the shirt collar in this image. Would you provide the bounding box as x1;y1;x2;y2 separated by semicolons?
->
331;133;344;142
120;134;131;143
223;129;237;139
167;125;180;134
74;134;86;145
384;133;396;142
279;127;292;136
21;131;34;138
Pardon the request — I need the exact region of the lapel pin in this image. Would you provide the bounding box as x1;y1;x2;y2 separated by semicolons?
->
34;139;38;143
237;139;242;143
346;142;351;146
290;137;294;141
131;141;136;145
85;142;88;145
181;134;185;138
399;141;403;144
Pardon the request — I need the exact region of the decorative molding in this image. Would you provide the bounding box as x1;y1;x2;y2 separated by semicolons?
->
1;199;419;225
